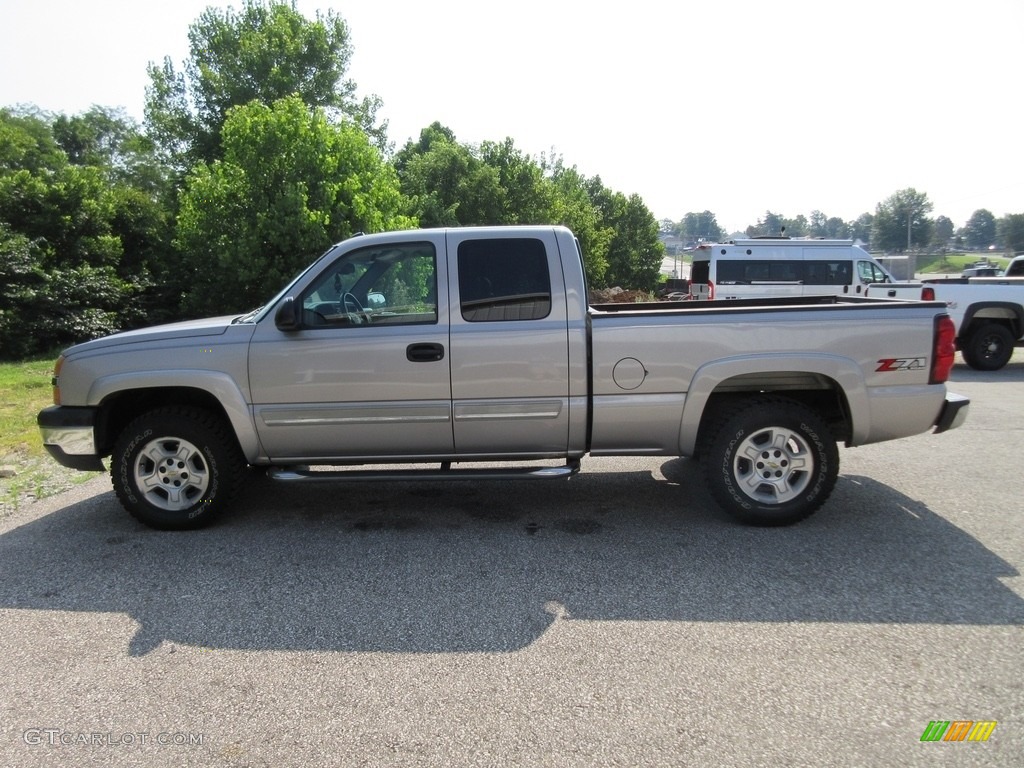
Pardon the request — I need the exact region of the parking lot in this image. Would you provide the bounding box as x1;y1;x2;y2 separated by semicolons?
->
1;353;1022;767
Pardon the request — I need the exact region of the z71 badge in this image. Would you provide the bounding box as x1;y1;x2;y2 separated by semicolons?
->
876;357;927;372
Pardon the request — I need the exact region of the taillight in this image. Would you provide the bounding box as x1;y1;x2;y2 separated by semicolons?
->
930;315;956;384
708;280;715;300
922;286;935;301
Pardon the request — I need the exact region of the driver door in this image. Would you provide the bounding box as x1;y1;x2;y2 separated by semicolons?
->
248;236;454;462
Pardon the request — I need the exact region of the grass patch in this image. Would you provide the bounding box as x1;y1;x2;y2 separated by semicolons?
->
0;357;100;512
916;252;1009;275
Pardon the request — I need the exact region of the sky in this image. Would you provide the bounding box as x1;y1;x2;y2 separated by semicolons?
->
1;0;1021;233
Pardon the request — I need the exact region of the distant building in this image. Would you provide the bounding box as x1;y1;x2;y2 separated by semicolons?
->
659;234;683;254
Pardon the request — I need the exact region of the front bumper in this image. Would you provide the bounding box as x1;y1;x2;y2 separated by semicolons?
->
933;392;970;434
37;406;105;471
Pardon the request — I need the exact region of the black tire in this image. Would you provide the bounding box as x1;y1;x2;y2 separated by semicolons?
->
961;323;1014;371
701;397;839;526
111;406;246;530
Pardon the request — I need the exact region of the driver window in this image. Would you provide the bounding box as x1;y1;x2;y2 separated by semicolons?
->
857;261;887;284
302;242;438;328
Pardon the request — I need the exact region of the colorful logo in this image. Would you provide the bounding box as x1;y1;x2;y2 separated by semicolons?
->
920;721;997;742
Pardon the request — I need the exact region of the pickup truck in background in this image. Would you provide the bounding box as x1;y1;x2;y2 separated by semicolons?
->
868;273;1024;370
39;226;968;530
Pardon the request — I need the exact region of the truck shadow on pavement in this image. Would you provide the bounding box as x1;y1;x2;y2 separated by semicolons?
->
0;461;1021;656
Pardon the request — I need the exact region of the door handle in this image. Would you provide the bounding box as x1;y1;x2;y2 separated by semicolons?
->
407;343;445;362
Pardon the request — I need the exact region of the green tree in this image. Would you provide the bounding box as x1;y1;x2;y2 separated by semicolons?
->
678;211;723;243
0;110;148;357
746;210;787;237
478;138;555;225
961;209;996;250
586;178;663;291
175;95;412;316
52;106;169;195
809;210;851;239
0;108;65;173
47;107;176;318
394;122;503;227
548;162;612;285
871;188;933;252
745;211;807;238
395;124;660;289
932;215;954;248
145;0;384;169
998;213;1024;254
849;212;873;244
825;217;851;238
808;210;828;237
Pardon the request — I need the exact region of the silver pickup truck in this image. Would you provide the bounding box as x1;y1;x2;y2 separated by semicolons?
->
38;225;968;529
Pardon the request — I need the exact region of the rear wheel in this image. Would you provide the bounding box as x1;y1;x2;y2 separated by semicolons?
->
701;397;839;526
111;406;245;530
961;323;1014;371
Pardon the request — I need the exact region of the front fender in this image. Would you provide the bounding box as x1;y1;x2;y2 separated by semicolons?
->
88;370;262;462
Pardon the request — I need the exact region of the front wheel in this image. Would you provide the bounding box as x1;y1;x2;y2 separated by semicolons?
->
961;323;1014;371
111;406;245;530
701;397;839;526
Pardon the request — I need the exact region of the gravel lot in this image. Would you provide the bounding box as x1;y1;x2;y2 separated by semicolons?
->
1;353;1022;767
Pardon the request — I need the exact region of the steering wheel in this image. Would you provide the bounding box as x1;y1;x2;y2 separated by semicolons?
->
341;292;369;324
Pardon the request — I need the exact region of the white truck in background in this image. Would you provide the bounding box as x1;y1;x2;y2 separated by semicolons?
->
867;267;1024;370
1003;254;1024;278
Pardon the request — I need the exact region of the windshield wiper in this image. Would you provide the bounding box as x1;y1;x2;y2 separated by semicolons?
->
232;307;263;324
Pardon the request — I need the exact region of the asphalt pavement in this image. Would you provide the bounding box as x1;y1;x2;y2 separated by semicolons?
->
1;353;1021;767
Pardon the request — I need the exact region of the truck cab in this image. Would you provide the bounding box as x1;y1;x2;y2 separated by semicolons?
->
1004;255;1024;277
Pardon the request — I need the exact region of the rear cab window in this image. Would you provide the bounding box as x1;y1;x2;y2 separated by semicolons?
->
457;238;552;322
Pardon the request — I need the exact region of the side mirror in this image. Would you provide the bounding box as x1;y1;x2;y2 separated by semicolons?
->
274;297;301;331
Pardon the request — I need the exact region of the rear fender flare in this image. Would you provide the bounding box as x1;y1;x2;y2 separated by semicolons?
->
960;302;1024;340
678;354;869;455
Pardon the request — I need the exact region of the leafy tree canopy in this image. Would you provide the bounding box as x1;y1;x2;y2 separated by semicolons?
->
0;111;158;358
676;211;724;243
961;209;997;250
145;0;385;168
745;211;807;238
871;188;934;252
808;210;852;239
932;215;955;248
395;124;662;289
175;95;412;316
998;214;1024;254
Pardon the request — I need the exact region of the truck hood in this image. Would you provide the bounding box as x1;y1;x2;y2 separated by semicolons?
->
64;315;241;355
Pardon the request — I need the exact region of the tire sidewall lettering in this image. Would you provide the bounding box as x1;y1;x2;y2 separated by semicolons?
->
721;429;752;510
187;444;219;519
119;428;153;505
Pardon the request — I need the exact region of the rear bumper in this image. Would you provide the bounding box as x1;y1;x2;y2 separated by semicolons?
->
933;392;970;434
37;406;105;471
